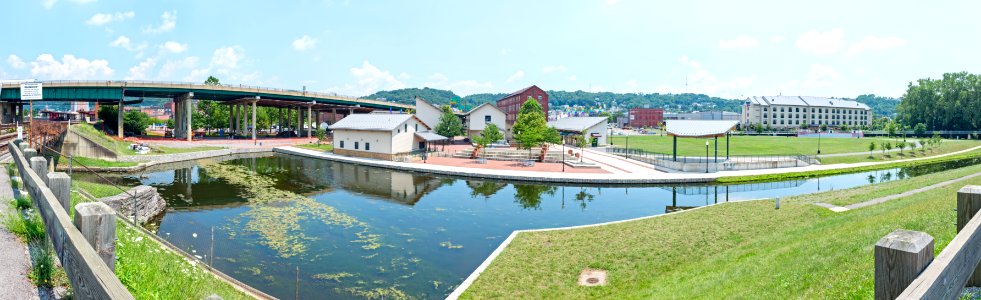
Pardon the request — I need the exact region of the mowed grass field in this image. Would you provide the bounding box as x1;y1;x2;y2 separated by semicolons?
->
609;135;980;157
460;163;981;299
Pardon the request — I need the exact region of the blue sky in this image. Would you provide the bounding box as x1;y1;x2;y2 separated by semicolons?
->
2;0;979;99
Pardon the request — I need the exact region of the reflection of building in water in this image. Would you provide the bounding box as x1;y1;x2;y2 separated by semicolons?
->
662;180;807;196
330;162;445;205
173;167;195;203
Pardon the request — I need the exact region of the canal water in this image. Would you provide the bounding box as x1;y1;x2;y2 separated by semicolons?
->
78;153;981;299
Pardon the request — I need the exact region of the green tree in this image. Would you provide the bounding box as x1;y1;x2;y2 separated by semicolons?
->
883;141;893;155
868;141;876;157
819;123;828;132
204;76;221;86
913;123;927;135
473;123;504;158
574;131;589;162
754;123;763;134
886;122;897;137
512;98;548;152
896;141;906;155
434;105;463;141
98;105;152;136
840;124;850;132
800;122;808;130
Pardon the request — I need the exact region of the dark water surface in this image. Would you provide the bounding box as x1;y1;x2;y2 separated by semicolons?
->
76;153;981;299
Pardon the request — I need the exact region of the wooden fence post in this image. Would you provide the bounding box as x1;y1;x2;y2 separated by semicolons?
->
30;156;48;186
958;185;981;286
47;172;72;215
24;148;36;160
874;229;934;300
73;202;116;272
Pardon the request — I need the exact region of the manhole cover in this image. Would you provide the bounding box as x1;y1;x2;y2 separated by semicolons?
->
578;269;607;286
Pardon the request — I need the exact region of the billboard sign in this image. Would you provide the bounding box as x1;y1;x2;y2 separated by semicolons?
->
20;82;42;100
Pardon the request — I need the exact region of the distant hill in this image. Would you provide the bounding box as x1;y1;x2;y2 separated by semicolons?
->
854;94;900;118
365;88;899;116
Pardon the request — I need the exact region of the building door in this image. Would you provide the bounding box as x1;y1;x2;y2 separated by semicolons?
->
419;141;426;151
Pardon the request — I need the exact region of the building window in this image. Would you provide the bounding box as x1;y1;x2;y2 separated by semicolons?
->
365;143;370;151
485;115;491;122
415;124;419;131
404;124;408;131
340;141;344;148
355;142;359;150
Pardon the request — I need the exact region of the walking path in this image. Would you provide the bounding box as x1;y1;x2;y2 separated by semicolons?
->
0;167;40;300
815;171;981;212
274;144;981;184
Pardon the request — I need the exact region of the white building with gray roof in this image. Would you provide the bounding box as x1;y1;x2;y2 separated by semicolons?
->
331;114;445;160
547;116;608;146
741;96;873;129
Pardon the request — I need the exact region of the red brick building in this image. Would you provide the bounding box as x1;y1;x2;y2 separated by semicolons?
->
497;85;549;125
628;108;664;128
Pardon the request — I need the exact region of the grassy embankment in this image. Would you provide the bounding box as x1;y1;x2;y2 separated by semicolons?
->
716;147;981;184
461;163;981;299
71;123;223;155
295;143;333;152
70;179;253;299
609;135;882;156
819;139;981;164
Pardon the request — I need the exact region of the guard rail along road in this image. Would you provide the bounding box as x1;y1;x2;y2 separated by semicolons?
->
874;185;981;299
9;139;134;299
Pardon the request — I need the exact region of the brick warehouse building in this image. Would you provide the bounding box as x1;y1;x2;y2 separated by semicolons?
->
628;108;664;128
497;85;549;125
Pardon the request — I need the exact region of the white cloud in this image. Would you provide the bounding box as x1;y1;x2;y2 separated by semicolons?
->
144;10;177;33
325;61;405;96
109;35;148;57
85;11;134;26
161;41;188;54
7;55;26;69
398;72;411;80
126;58;156;80
42;0;96;9
541;65;567;73
29;54;113;79
769;35;785;43
423;73;494;96
802;64;841;88
506;70;525;83
795;29;845;55
292;35;317;51
718;35;759;49
158;57;199;78
657;55;755;98
211;46;243;74
845;36;907;56
568;75;577;81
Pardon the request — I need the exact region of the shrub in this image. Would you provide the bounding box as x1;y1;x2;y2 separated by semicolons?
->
12;196;31;210
2;211;46;242
28;240;55;287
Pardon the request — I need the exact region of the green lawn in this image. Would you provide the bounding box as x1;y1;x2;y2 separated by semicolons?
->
295;143;333;152
461;164;978;299
71;123;224;155
59;156;138;168
819;140;981;164
608;135;965;156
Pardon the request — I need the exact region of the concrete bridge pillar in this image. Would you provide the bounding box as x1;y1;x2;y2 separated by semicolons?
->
117;99;124;138
228;104;235;136
296;106;302;134
307;104;313;138
173;100;182;139
251;99;257;141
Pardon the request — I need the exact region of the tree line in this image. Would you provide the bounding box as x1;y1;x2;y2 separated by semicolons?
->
897;72;981;131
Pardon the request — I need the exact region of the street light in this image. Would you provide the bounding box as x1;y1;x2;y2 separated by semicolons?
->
562;136;566;172
817;126;822;155
705;140;710;173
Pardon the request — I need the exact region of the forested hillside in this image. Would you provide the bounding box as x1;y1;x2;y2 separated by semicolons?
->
366;87;901;116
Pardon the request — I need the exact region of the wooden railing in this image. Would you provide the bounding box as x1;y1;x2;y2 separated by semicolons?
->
875;185;981;299
9;140;134;299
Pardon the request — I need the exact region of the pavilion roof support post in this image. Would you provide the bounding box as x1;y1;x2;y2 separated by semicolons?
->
296;106;302;134
673;135;678;162
726;132;730;160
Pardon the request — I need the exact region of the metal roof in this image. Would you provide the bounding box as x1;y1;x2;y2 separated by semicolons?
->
464;103;505;115
547;117;607;132
415;131;448;141
331;114;415;131
666;120;739;138
745;96;871;110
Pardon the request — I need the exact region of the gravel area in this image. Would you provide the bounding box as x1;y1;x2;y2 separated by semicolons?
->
0;165;40;300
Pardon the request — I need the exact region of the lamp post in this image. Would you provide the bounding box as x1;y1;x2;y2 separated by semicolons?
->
562;136;566;172
625;132;630;159
817;128;822;155
705;139;709;173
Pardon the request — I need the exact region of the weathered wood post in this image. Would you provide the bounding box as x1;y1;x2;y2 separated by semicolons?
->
47;172;72;214
874;229;934;300
30;156;48;185
24;148;36;160
73;202;117;272
958;185;981;286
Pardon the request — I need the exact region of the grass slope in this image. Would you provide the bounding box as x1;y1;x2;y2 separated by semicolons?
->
295;143;333;152
461;163;979;299
71;123;223;155
609;135;980;157
819;140;981;164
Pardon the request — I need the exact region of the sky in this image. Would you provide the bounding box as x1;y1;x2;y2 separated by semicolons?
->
2;0;980;99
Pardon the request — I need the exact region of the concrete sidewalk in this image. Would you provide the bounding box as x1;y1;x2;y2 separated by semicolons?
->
275;144;981;184
0;166;40;300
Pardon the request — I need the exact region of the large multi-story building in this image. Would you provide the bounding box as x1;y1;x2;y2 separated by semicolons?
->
497;85;549;125
627;108;664;128
741;96;873;129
